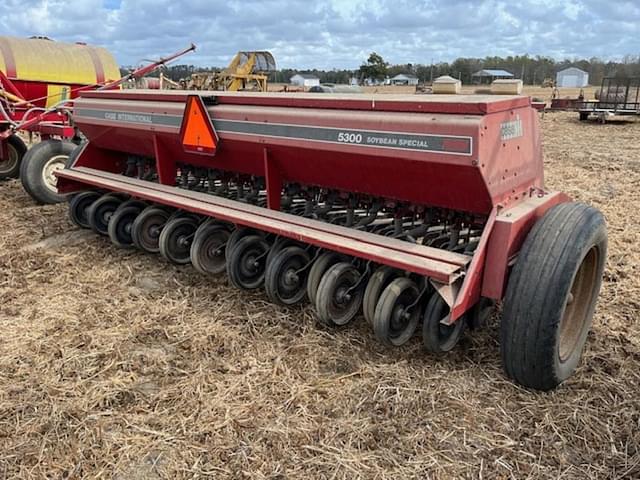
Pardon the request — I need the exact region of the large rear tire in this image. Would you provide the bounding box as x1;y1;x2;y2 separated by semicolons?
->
0;134;27;179
501;202;607;391
20;139;76;204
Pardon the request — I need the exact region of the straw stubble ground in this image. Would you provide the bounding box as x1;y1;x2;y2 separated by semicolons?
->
0;112;638;479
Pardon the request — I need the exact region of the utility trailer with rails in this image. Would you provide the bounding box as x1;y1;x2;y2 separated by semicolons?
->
56;91;607;390
579;77;640;122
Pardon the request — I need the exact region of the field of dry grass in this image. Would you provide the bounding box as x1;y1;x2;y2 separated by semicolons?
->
0;110;639;479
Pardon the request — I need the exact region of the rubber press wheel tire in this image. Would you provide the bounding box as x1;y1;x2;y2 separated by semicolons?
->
225;228;259;263
190;222;231;275
20;139;76;204
108;204;143;249
0;134;27;179
363;265;397;326
159;216;199;264
306;251;346;306
265;246;311;306
87;194;123;236
315;262;364;327
266;237;300;270
68;191;102;229
227;235;270;290
422;293;466;354
500;202;607;391
131;206;170;253
373;277;421;347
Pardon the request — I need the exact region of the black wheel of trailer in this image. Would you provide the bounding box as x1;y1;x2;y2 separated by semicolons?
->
306;251;347;305
20;139;76;204
422;293;466;354
108;204;144;248
68;191;102;229
190;222;231;275
373;277;421;347
363;265;397;326
131;206;171;253
227;235;270;290
315;262;364;327
265;246;311;306
159;216;199;264
87;193;123;236
501;202;607;391
0;134;27;179
579;111;590;121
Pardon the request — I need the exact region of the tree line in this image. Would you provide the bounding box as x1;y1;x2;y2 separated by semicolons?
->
125;53;640;86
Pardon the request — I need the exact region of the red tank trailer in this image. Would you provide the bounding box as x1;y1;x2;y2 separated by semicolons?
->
56;91;607;390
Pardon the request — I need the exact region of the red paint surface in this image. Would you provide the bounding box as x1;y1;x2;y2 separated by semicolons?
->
58;90;567;318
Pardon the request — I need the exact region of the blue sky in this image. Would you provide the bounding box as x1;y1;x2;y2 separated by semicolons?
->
1;0;638;69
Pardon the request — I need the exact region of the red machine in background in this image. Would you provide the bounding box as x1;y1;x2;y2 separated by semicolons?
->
0;36;195;203
56;91;607;391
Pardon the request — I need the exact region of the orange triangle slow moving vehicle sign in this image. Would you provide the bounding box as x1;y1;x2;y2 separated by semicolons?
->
179;95;219;155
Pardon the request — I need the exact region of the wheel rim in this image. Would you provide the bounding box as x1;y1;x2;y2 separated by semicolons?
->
113;211;138;245
70;193;100;228
240;247;262;278
558;246;599;362
389;289;417;341
167;224;196;262
196;229;229;274
232;238;268;289
326;268;361;325
90;197;121;235
41;154;69;192
137;210;168;252
275;252;307;303
0;143;19;175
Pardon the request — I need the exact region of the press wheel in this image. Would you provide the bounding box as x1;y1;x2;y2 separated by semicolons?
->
190;222;231;275
363;265;397;326
87;193;122;236
68;191;101;229
159;216;199;264
306;251;346;305
315;262;363;327
227;234;270;290
131;206;170;253
108;204;144;248
265;246;311;305
422;293;465;354
373;277;421;346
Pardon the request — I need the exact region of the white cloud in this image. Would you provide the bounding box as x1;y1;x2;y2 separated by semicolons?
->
0;0;638;68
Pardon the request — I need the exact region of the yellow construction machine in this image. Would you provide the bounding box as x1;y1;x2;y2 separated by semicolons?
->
181;51;276;91
217;51;275;91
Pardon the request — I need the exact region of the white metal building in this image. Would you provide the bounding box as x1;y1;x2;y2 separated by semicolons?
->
556;67;589;88
290;73;320;88
390;73;419;86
